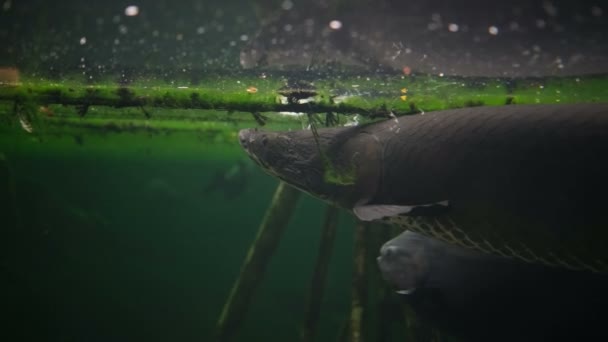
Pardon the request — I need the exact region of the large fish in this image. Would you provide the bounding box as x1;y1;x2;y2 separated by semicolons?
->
377;229;608;341
238;103;608;272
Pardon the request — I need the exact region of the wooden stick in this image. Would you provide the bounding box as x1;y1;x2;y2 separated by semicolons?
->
215;181;302;342
300;205;340;342
0;153;19;229
349;221;369;342
0;84;389;116
368;224;396;342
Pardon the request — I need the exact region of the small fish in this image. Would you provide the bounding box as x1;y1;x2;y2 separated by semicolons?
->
204;159;252;200
377;229;608;341
239;103;608;272
144;178;182;202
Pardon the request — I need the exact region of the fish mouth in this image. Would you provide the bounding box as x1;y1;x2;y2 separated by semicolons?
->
239;127;337;200
238;129;260;162
238;128;275;174
238;128;253;150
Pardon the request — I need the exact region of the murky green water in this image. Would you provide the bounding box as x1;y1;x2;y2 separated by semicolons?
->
1;125;359;341
3;0;608;341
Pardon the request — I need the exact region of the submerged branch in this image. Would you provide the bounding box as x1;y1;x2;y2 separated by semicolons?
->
349;221;370;342
215;182;302;342
0;83;393;117
300;205;340;342
3;71;595;120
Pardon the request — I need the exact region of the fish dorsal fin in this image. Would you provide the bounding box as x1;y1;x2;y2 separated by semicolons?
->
353;201;450;221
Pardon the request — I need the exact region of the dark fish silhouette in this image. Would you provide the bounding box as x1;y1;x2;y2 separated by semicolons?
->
239;103;608;272
240;1;608;77
203;160;252;200
377;229;608;341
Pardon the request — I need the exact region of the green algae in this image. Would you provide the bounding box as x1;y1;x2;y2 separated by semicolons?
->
2;72;606;123
1;71;607;163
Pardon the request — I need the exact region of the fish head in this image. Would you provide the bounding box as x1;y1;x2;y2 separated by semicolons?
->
377;230;431;294
238;126;382;209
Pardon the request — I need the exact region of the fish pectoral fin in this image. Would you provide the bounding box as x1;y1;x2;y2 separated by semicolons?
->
353;204;417;221
353;201;450;221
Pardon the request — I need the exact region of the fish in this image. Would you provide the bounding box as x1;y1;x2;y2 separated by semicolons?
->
238;103;608;273
203;159;253;200
377;229;542;295
377;229;608;341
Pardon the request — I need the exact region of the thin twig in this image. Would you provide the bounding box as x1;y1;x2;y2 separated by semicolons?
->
300;205;340;342
215;182;302;342
349;222;369;342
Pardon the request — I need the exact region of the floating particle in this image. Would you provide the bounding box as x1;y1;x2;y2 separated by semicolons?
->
401;88;408;94
400;95;407;101
402;66;412;75
281;0;293;10
246;86;258;94
329;20;342;30
591;6;603;17
488;26;499;35
79;37;87;45
427;22;440;31
542;1;558;17
448;23;459;32
536;19;546;29
125;5;139;17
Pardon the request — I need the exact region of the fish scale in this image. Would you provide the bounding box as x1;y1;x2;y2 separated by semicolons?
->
385;214;607;273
